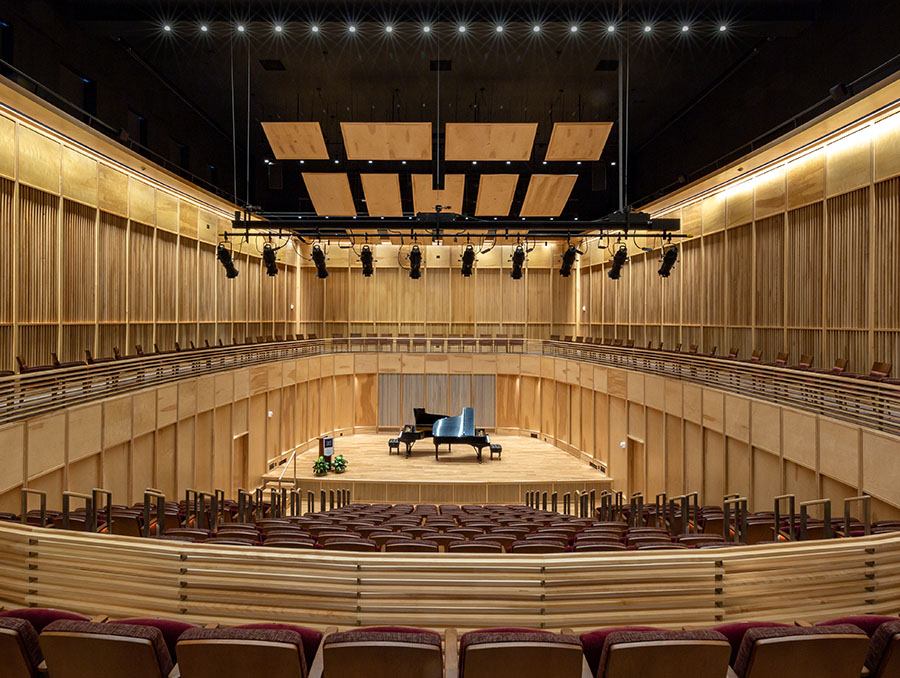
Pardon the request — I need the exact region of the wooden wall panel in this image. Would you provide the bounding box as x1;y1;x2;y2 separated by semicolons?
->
61;200;96;324
826;188;869;333
18;187;59;324
726;224;752;326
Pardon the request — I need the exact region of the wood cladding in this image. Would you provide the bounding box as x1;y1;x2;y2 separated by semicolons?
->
0;108;298;371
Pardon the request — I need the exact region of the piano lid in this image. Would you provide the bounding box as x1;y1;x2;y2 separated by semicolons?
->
433;407;475;438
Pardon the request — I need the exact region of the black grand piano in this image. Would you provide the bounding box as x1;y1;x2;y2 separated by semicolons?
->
432;407;491;463
397;407;492;462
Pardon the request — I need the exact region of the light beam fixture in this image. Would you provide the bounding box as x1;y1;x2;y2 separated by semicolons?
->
360;245;374;277
409;245;422;279
312;244;329;278
658;244;679;277
608;245;628;280
262;243;279;276
560;244;583;277
461;244;476;276
510;245;525;279
217;243;239;278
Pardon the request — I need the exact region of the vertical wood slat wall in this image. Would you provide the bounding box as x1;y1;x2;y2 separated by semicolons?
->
0;110;300;371
583;111;900;373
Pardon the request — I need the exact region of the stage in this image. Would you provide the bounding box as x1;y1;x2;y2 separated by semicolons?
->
264;433;613;505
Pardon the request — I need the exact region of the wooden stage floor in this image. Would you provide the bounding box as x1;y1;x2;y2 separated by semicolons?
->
265;433;612;505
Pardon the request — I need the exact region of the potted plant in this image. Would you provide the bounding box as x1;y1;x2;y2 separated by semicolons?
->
332;455;348;473
313;456;330;476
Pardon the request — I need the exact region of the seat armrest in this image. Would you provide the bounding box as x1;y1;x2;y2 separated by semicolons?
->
38;660;49;677
726;667;740;678
581;654;593;678
168;665;181;678
91;615;110;623
308;627;336;678
794;620;813;627
445;628;458;678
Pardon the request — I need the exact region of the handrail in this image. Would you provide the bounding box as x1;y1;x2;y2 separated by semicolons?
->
0;337;897;436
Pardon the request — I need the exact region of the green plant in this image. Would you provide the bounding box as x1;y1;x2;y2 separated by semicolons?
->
313;456;330;475
332;455;348;473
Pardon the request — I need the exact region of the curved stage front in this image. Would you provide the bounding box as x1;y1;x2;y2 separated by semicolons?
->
263;433;613;504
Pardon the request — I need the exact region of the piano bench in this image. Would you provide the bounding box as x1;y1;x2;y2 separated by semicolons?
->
490;444;502;460
388;439;401;455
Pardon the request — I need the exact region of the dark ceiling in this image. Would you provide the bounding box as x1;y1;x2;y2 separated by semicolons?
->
16;1;900;218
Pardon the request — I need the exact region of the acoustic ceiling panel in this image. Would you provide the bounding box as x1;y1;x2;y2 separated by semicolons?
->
261;122;329;160
302;173;357;216
411;174;465;214
341;122;432;160
474;174;519;216
361;174;403;217
545;122;614;161
519;174;578;217
444;123;538;161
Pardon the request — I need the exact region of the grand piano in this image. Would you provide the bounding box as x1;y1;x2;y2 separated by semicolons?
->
397;407;445;457
397;407;492;462
432;407;491;463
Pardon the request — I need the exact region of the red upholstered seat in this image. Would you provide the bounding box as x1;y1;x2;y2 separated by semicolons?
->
0;617;44;678
234;623;323;672
459;628;581;677
594;629;731;678
816;615;899;637
41;620;174;678
0;608;90;633
709;621;790;665
116;617;199;663
580;627;664;676
865;620;900;677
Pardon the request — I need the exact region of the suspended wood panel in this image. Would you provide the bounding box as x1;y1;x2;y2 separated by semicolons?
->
360;174;403;217
261;122;329;160
545;122;613;161
341;122;431;160
302;173;357;216
474;174;518;216
519;175;577;217
444;123;537;161
411;174;465;214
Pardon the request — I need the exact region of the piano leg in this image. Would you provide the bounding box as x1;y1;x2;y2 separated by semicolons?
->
405;442;413;458
434;444;439;460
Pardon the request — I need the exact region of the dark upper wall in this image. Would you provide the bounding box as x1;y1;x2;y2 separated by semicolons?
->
0;0;238;200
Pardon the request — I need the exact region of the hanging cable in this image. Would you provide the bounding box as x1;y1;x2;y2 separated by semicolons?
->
230;34;238;203
246;37;251;207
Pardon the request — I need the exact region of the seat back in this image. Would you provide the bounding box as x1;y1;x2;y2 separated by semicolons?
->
736;625;869;678
870;361;892;378
324;628;443;678
41;620;172;678
0;618;42;678
177;627;307;678
461;631;583;678
600;631;731;678
867;621;900;678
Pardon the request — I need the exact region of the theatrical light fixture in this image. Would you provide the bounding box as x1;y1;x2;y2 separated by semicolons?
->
236;24;246;33
658;244;679;277
461;244;476;277
681;24;690;32
274;24;283;33
409;245;422;279
348;24;357;33
532;24;541;32
385;25;393;33
311;24;320;33
607;24;616;33
559;245;582;277
163;24;172;32
200;24;209;32
458;24;467;33
312;244;329;278
719;24;728;32
510;245;525;279
216;244;239;279
569;24;579;33
495;25;504;33
360;245;374;277
643;24;653;33
262;243;279;276
422;25;431;33
608;245;628;280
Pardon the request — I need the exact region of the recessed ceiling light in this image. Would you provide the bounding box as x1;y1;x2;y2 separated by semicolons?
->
643;24;652;33
200;24;209;32
607;24;616;33
401;160;407;165
458;24;467;33
334;159;340;164
576;161;582;165
299;160;305;164
542;160;548;165
274;24;283;33
569;24;579;33
163;24;172;32
495;25;504;33
311;24;320;33
532;24;541;33
506;160;511;165
368;160;373;164
422;25;431;33
472;161;477;165
719;24;728;32
236;24;245;33
385;25;393;33
681;24;690;32
348;24;357;33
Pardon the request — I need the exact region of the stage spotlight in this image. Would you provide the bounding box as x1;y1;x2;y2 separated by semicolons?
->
560;245;582;277
200;24;209;32
360;245;374;277
532;24;541;33
461;244;475;277
274;24;283;33
262;243;279;277
458;24;467;33
311;24;320;33
216;244;239;279
312;244;329;278
409;245;422;279
607;24;616;33
163;24;172;32
385;25;393;33
422;25;431;33
348;24;357;33
569;24;579;33
510;245;525;279
658;244;679;277
608;245;628;280
236;24;246;33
